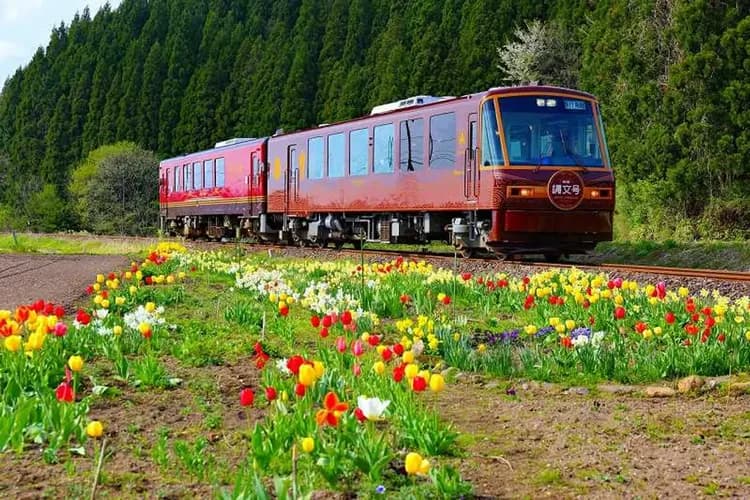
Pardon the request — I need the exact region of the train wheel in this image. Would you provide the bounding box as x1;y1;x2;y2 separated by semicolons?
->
455;244;474;258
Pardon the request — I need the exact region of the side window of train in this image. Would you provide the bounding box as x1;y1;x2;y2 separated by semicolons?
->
349;128;368;176
481;100;503;166
174;166;180;192
308;137;324;179
184;163;192;190
193;162;203;189
429;112;456;168
399;118;424;171
216;158;225;187
328;133;345;178
204;159;215;188
373;123;394;173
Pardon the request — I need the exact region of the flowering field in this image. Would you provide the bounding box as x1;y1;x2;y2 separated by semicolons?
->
2;244;750;497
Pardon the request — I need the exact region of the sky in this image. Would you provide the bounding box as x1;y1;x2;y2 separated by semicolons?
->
0;0;122;85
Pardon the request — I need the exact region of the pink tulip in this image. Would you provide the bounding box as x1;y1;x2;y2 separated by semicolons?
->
336;336;347;353
352;340;364;357
53;322;68;337
353;363;362;377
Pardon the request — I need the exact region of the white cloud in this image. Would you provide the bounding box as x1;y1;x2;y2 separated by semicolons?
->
0;0;44;23
0;40;23;60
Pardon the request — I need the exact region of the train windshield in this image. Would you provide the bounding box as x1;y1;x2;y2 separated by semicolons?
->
499;96;606;167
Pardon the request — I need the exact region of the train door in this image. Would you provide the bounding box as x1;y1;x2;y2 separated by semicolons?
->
464;113;479;200
284;145;298;217
249;151;260;215
160;169;169;209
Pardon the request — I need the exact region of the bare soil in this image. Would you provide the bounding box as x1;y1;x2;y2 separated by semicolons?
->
0;254;131;311
435;379;750;499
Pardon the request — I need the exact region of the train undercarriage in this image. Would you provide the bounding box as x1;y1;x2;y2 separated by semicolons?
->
161;209;601;260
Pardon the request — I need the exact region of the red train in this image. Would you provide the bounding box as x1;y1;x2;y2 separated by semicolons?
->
159;85;614;259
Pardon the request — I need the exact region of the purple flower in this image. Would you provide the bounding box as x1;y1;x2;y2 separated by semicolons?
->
375;485;386;494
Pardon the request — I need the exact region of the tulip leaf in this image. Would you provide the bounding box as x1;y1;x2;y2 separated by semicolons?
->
92;385;109;396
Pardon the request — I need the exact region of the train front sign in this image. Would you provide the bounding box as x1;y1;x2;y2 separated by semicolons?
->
159;85;614;259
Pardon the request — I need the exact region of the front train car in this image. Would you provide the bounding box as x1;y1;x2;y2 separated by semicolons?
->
454;86;614;259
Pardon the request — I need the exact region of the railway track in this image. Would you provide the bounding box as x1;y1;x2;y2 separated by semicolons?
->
197;240;750;284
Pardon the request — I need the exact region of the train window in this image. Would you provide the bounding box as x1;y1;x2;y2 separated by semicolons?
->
308;137;324;179
399;118;423;171
349;128;368;176
204;159;214;188
481;100;503;166
216;158;225;187
184;163;192;190
373;123;394;173
193;162;203;189
174;167;180;192
429;112;456;169
328;133;345;178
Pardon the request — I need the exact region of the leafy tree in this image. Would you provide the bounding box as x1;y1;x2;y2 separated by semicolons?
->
79;146;159;235
26;184;70;232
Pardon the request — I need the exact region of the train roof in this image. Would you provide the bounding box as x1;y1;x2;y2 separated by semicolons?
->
159;137;267;165
273;85;598;137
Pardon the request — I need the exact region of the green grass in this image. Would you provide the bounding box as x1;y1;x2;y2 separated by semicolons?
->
0;232;159;254
583;240;750;270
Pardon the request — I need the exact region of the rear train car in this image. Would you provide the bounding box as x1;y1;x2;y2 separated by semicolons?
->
159;138;267;239
265;86;614;258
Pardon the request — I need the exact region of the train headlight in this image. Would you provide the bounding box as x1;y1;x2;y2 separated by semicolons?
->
590;190;600;198
520;188;532;197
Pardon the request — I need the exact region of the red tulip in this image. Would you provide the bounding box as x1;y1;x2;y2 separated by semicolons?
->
393;364;405;382
461;272;472;281
145;276;153;285
295;383;306;397
412;376;427;392
393;343;404;356
56;382;74;403
287;355;305;375
614;306;626;320
441;295;451;305
400;294;410;305
381;347;393;361
76;309;91;325
665;312;676;324
239;388;254;406
265;387;277;401
310;315;321;328
322;315;333;328
717;333;726;343
279;304;289;317
341;310;352;326
54;305;65;318
367;334;380;346
319;327;329;338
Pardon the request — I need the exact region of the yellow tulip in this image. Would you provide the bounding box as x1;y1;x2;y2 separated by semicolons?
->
96;274;105;283
313;360;325;378
301;437;314;453
477;343;487;353
113;325;123;336
405;452;423;475
101;299;110;309
68;355;84;372
166;275;175;284
4;335;21;352
86;421;104;438
145;302;156;313
116;297;126;306
373;361;386;375
404;363;419;379
402;351;415;364
565;319;575;331
429;374;445;392
298;364;316;387
419;458;431;475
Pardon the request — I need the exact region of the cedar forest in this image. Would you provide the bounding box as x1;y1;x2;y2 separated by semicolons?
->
0;0;748;239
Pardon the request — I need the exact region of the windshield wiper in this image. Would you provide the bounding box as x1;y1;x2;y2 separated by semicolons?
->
559;133;587;172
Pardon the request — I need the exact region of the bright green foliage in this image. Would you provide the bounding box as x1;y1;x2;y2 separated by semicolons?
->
68;142;158;235
0;0;747;238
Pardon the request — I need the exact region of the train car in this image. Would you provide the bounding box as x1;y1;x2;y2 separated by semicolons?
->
158;138;267;238
265;85;614;258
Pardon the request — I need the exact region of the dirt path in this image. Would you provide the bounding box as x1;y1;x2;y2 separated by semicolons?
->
436;380;750;498
0;254;130;311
